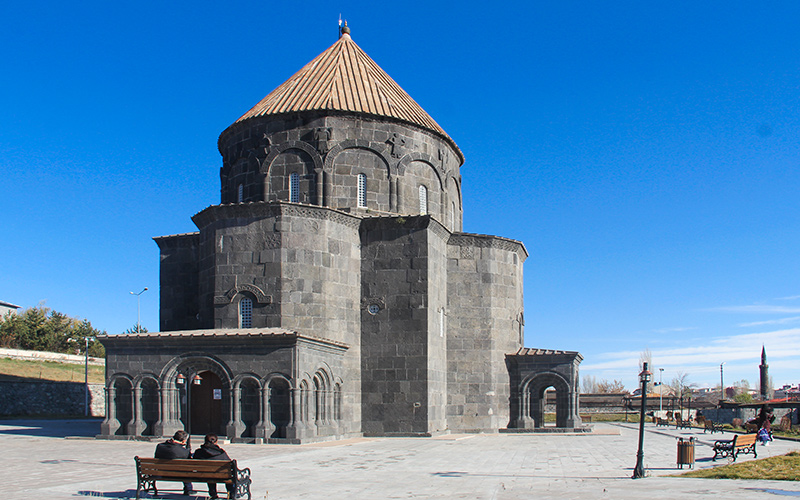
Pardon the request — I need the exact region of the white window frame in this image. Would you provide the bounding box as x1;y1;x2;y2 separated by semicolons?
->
357;173;367;208
240;297;253;328
289;172;300;203
419;185;428;215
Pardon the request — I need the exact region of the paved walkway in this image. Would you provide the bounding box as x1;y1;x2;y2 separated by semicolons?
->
1;419;799;499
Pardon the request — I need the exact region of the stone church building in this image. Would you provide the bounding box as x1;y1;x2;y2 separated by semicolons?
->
99;26;582;443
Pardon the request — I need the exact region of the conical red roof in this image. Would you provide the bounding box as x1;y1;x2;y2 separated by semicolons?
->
232;32;456;148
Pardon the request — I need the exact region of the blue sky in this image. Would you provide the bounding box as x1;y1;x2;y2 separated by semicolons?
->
2;1;799;391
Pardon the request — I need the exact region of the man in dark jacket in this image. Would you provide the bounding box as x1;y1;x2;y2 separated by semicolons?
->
154;430;194;495
192;434;234;499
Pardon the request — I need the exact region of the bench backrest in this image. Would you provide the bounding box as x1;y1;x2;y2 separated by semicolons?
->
733;433;757;447
136;457;235;481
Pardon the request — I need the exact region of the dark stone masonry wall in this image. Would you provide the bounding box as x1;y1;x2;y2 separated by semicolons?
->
0;381;105;417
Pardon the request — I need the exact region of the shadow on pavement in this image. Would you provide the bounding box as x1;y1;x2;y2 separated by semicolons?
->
0;418;102;437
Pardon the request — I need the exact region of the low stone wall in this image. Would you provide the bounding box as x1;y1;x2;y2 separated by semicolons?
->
0;381;105;417
701;406;799;426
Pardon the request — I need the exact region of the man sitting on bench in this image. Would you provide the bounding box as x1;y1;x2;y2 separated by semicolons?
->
193;434;235;499
154;430;194;496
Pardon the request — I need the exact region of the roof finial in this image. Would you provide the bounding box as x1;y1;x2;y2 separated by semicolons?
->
339;19;350;38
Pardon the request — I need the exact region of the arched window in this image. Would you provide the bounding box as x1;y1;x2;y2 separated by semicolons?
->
239;297;252;328
237;184;244;203
357;173;367;208
289;172;299;203
419;185;428;215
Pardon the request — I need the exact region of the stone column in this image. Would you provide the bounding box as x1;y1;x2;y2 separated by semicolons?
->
285;387;305;440
100;384;119;436
226;384;245;440
130;385;145;436
315;168;324;206
254;385;272;441
519;387;535;429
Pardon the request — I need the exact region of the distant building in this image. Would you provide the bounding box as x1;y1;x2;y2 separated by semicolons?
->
774;384;799;401
0;301;21;318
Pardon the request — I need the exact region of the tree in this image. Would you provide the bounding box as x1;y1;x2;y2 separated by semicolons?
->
581;375;598;393
0;304;106;357
668;372;697;400
596;379;627;393
123;324;149;335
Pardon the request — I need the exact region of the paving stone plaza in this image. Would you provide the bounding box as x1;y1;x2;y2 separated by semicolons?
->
2;419;799;499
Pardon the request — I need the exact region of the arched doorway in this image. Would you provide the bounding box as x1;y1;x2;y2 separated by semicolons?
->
528;375;570;428
189;370;224;435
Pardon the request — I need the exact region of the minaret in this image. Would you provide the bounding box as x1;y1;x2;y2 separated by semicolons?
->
759;345;769;400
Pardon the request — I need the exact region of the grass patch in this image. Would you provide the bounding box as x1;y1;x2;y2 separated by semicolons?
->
0;357;105;383
678;451;800;481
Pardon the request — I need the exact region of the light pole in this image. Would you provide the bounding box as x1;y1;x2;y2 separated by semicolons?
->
720;362;725;405
68;336;95;416
633;362;652;479
130;287;148;333
659;368;664;414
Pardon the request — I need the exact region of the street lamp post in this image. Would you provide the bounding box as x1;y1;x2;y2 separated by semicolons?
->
633;362;652;479
130;287;148;333
659;368;664;414
69;336;95;416
719;362;725;405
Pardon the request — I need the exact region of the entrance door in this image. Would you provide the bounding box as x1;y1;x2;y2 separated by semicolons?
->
190;371;224;435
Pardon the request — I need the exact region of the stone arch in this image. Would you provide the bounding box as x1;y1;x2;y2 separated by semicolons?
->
133;373;161;437
261;142;322;204
160;354;234;437
325;141;393;211
232;374;262;439
105;373;134;436
446;175;462;231
264;373;291;439
522;371;572;428
397;154;443;218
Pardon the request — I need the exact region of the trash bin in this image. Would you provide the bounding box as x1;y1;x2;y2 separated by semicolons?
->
677;437;695;469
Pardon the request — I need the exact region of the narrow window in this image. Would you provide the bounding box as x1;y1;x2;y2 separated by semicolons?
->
419;185;428;215
357;174;367;208
289;172;300;203
240;297;252;328
449;201;455;229
238;184;244;203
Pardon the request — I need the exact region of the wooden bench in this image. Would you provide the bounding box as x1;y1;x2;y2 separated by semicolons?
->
135;457;252;499
675;415;693;429
704;419;724;434
712;433;757;462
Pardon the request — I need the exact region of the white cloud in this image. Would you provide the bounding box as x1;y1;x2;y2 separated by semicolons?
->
652;326;697;334
706;305;800;314
738;316;800;328
774;295;800;301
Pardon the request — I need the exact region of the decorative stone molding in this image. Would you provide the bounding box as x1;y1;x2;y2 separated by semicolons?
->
192;201;361;230
261;141;324;175
448;233;528;257
397;152;443;189
323;139;393;176
214;284;272;304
